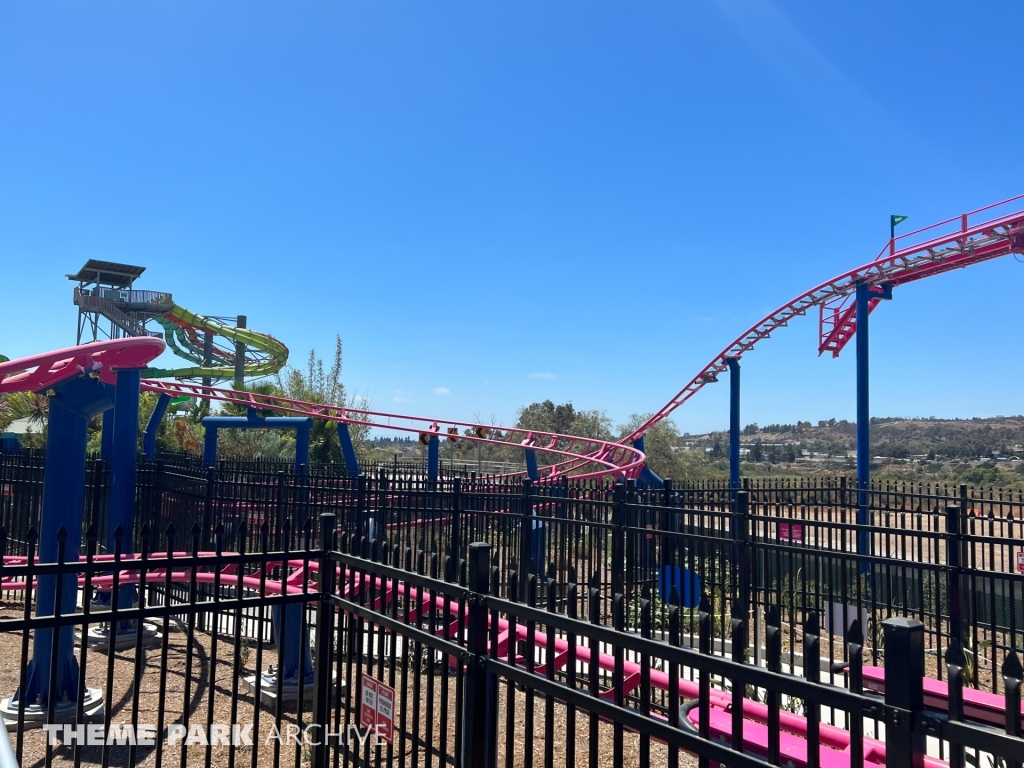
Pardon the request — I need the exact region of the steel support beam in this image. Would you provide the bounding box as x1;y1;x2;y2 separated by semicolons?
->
7;375;111;715
143;392;172;460
336;422;360;477
727;358;740;494
855;282;871;565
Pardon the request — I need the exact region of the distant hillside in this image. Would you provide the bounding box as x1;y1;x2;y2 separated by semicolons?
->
691;415;1024;460
685;415;1024;490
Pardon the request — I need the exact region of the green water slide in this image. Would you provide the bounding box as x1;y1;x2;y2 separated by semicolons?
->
145;305;289;381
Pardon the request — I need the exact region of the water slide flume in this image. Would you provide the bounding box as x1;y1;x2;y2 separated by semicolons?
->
146;304;288;381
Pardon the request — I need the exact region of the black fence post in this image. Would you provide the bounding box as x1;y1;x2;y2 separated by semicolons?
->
311;512;336;768
449;478;462;582
611;482;626;595
275;470;286;545
355;475;368;542
733;490;750;621
519;479;534;600
660;478;675;568
945;504;964;649
152;459;164;544
1003;652;1023;741
883;617;925;768
463;542;497;768
202;465;216;544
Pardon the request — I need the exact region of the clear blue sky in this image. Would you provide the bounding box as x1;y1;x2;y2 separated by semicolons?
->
2;2;1022;435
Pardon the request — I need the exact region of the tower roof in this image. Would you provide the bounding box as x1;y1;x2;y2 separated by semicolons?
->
66;259;146;288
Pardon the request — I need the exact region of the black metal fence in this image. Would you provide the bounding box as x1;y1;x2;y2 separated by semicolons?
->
5;517;1024;768
4;451;1024;732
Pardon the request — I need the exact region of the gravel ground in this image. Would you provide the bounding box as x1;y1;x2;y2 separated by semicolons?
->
2;597;699;768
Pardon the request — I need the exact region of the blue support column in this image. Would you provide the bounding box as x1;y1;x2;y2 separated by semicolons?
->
524;448;539;481
5;375;111;718
631;434;664;489
727;358;741;494
109;368;141;557
855;282;872;566
294;422;310;475
203;414;312;472
270;604;314;688
143;392;171;460
336;422;360;477
427;435;439;486
100;386;115;461
98;368;145;633
522;450;545;577
204;424;219;468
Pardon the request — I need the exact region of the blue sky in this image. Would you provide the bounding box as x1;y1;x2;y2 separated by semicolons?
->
2;1;1023;435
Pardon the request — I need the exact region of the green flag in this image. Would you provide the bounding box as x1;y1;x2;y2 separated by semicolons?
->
891;215;908;227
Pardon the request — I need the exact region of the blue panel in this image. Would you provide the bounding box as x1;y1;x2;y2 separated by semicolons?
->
657;566;702;609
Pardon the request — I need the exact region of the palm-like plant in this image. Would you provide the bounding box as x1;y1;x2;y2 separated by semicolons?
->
8;391;48;428
0;394;14;433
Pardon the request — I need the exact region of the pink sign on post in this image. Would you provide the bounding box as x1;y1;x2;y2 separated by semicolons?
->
779;522;804;542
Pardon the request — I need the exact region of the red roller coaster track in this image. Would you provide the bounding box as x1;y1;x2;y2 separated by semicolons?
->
623;194;1024;443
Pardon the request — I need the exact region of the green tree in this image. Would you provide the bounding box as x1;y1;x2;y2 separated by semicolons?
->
512;400;613;468
750;439;764;462
272;335;371;464
0;395;14;434
6;391;49;448
515;400;612;440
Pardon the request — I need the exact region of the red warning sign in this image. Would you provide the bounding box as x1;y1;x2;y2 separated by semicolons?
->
360;674;395;744
359;676;378;730
376;682;395;744
779;522;804;542
1017;551;1024;574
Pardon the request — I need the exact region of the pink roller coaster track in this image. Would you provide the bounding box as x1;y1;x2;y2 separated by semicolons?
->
0;341;646;482
623;193;1024;443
